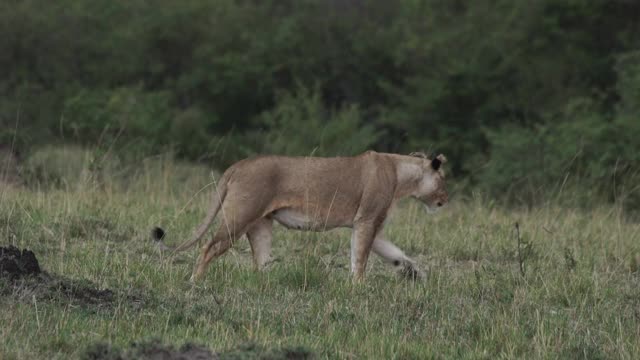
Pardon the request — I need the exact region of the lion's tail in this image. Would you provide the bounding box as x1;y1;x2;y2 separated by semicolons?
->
152;176;229;254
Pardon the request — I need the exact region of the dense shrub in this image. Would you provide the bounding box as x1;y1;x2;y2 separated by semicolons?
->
22;146;96;189
249;86;379;157
62;87;174;155
481;52;640;210
0;0;639;208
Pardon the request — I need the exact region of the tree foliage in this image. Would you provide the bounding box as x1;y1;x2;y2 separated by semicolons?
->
1;0;639;207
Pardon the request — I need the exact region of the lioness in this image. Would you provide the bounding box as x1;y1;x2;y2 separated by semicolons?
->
154;151;448;282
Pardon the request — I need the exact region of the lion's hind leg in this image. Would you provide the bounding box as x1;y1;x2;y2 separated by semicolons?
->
247;217;274;270
190;204;262;282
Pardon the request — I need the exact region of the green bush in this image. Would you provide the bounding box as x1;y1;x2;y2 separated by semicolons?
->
206;86;381;167
255;86;380;157
481;102;640;210
2;0;640;209
62;87;174;155
479;49;640;211
22;146;96;189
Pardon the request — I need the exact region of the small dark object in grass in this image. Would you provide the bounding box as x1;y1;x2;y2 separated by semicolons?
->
0;246;41;278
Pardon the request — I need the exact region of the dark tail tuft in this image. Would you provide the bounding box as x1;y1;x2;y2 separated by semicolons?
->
151;227;166;242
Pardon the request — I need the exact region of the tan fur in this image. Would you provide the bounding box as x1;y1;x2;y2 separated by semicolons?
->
158;151;449;282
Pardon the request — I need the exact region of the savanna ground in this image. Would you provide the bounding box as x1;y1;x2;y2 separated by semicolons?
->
1;153;639;359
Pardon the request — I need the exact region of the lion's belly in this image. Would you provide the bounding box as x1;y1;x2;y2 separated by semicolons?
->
270;208;346;231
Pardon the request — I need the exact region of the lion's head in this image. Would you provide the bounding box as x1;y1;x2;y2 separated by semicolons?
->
409;152;449;212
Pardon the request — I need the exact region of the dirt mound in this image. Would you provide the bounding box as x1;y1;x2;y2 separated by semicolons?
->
82;341;219;360
0;246;41;277
0;246;138;309
221;343;313;359
83;341;314;360
84;341;214;360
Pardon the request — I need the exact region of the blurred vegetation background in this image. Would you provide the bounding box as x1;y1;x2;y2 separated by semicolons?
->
1;0;639;211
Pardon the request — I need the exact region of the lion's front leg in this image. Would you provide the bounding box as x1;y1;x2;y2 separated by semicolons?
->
372;236;421;280
350;221;383;281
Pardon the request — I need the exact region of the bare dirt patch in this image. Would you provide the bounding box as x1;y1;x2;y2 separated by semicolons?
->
83;340;314;360
0;245;138;309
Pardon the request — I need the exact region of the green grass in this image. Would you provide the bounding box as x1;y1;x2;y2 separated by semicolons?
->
1;157;639;359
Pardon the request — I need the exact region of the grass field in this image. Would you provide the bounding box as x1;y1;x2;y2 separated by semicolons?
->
1;155;639;359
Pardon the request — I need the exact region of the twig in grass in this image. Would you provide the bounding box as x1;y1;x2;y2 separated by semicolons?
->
515;222;525;277
32;295;40;330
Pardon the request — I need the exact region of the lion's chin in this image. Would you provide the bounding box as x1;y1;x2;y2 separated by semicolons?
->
423;204;439;214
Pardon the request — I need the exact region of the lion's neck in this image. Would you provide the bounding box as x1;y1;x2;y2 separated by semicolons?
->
388;155;422;199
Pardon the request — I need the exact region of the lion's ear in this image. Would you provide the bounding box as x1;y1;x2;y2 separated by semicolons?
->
431;154;447;170
431;158;441;171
